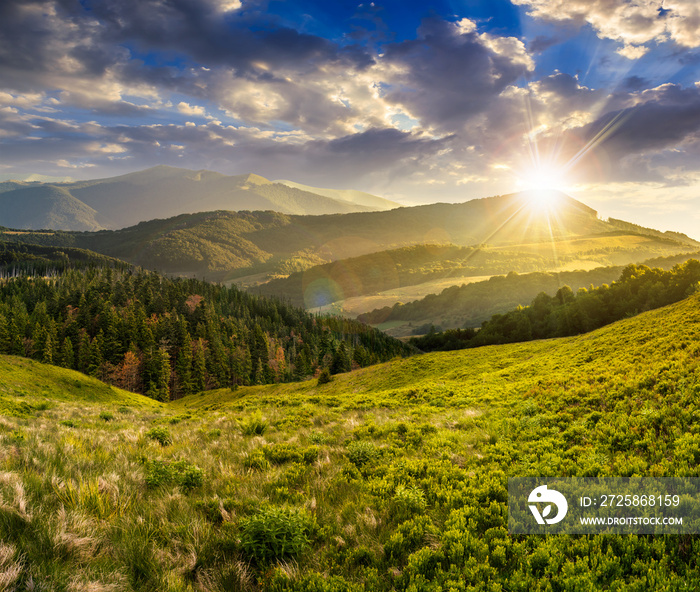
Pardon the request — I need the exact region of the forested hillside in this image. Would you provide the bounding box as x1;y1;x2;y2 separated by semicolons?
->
255;244;572;307
0;240;128;275
4;191;694;283
358;250;700;332
0;267;412;400
411;259;700;351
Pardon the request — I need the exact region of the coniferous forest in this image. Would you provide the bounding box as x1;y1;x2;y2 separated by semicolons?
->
0;264;413;401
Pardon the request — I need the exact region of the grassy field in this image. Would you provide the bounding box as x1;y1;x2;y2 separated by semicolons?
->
1;295;700;590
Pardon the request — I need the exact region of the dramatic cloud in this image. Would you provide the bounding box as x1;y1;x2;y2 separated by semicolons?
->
512;0;700;56
381;18;534;131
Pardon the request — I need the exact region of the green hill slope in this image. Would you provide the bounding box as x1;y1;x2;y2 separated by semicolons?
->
356;250;700;334
2;295;700;589
255;241;700;313
0;355;161;416
174;292;700;414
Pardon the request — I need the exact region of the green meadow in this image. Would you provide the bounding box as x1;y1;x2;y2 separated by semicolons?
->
1;294;700;590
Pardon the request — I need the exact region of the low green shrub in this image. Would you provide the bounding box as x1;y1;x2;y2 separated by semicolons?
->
389;484;427;522
243;449;271;472
346;440;379;468
240;506;314;564
145;426;172;446
317;368;333;385
240;415;268;436
144;459;204;491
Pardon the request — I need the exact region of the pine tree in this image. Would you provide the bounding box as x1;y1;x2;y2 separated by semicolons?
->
0;314;10;354
31;322;47;360
87;331;104;377
42;332;54;365
152;346;171;401
77;331;91;373
175;330;194;397
192;339;207;392
9;318;24;356
253;358;265;385
59;337;74;369
331;341;351;375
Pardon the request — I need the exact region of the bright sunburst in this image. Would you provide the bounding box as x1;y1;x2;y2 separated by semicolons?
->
508;161;569;211
519;163;568;193
525;188;562;210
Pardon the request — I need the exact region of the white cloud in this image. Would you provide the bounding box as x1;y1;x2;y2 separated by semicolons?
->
177;102;207;117
616;44;649;60
513;0;700;51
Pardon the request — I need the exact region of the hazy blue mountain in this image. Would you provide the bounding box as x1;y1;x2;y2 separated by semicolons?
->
276;179;399;211
0;166;399;230
0;184;102;231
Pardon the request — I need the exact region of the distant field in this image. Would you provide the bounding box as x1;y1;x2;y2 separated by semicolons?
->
490;233;675;259
314;274;493;318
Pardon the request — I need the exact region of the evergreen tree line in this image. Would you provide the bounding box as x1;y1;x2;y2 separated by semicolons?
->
0;240;128;277
0;267;413;400
411;260;700;352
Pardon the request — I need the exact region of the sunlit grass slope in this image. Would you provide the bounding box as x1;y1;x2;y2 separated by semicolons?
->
1;296;700;590
0;355;163;416
175;292;700;417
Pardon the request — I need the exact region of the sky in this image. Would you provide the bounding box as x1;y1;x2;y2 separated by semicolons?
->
1;0;700;238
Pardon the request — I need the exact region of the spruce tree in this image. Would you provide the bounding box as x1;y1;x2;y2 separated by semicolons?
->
0;314;10;354
59;337;74;369
192;339;207;392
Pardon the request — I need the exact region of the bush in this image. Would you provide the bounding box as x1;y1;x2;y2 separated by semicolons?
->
317;368;333;385
243;449;271;472
99;411;114;421
145;426;172;446
389;484;427;522
384;515;436;563
240;506;314;564
240;415;268;436
346;440;379;468
144;459;204;491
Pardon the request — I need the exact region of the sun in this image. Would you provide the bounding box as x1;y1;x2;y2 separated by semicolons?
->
516;163;569;210
520;163;568;192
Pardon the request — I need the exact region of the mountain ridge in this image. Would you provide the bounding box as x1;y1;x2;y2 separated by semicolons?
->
1;190;697;288
0;166;400;231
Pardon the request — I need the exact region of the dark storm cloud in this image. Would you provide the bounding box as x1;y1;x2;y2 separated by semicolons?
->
621;75;650;92
582;84;700;158
309;128;452;176
206;127;452;186
537;72;585;97
0;0;373;95
95;0;373;72
381;18;532;131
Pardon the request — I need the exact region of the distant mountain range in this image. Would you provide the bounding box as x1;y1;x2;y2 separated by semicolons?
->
1;190;697;286
0;166;400;231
